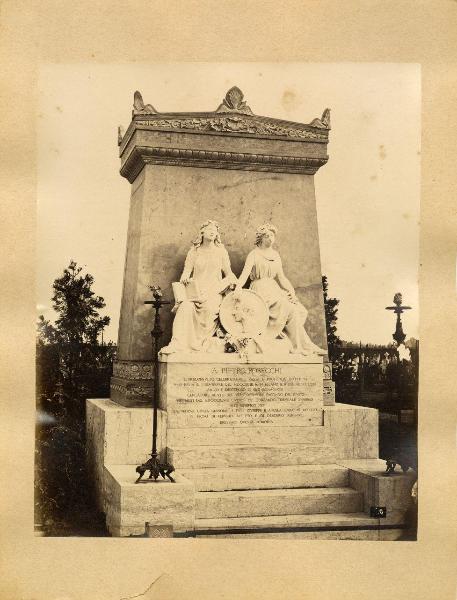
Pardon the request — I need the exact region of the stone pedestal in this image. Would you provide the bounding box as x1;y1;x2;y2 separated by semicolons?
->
87;397;415;539
86;399;167;511
105;467;195;537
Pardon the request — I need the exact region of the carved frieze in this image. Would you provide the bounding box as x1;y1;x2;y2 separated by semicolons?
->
134;115;328;142
118;87;331;152
112;360;153;380
111;383;152;397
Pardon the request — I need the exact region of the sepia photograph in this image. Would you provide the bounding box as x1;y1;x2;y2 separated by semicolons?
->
35;63;420;540
3;3;457;600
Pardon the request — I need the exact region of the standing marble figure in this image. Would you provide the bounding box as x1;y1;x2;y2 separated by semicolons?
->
160;220;236;354
235;223;326;355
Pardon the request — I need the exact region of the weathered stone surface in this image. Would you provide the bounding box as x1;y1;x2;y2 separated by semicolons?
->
117;163;327;362
145;523;173;537
167;425;325;447
104;466;195;536
168;443;336;469
195;511;376;531
193;511;404;539
339;458;416;513
180;464;348;492
160;351;322;364
110;359;155;407
324;403;378;459
196;530;384;540
86;399;167;512
110;376;154;407
323;380;335;406
162;361;323;430
195;487;363;519
86;399;108;510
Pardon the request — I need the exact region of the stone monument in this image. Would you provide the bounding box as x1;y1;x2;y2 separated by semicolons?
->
86;87;415;539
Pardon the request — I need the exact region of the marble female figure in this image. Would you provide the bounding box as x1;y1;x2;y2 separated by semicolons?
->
235;223;326;356
160;220;236;354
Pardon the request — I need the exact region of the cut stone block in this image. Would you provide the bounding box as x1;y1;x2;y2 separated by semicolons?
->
104;465;195;537
195;487;363;519
324;403;378;459
180;464;349;492
168;443;337;469
195;530;387;540
167;425;325;447
338;458;417;514
193;512;405;539
161;361;324;430
86;399;167;510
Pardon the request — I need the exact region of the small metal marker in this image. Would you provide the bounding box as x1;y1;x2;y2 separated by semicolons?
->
370;506;387;519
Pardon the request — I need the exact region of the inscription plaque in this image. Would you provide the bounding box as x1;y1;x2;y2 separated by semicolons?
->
163;363;323;429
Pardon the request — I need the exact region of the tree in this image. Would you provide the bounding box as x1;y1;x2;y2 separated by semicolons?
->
35;261;114;533
322;275;341;355
37;260;112;421
38;260;110;346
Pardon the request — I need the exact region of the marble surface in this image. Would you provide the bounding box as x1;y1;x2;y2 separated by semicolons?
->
104;465;195;537
159;351;323;364
180;464;349;492
161;361;323;430
323;403;379;459
168;442;336;469
195;486;363;519
116;163;327;361
194;510;405;539
168;424;325;447
339;458;417;513
86;399;167;510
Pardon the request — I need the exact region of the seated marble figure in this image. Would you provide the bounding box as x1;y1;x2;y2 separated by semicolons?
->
160;220;237;354
234;223;326;356
161;220;325;357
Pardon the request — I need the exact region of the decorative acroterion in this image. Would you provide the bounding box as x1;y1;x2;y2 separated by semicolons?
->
216;86;254;115
132;90;157;116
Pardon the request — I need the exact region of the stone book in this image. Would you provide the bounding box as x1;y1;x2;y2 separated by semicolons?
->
172;280;201;302
172;277;233;303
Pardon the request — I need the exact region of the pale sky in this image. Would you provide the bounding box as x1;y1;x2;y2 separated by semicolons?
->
37;63;420;345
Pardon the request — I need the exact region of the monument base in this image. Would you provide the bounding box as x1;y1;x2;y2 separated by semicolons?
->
105;467;195;537
86;398;415;540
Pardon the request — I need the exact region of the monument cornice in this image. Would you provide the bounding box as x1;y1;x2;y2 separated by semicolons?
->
119;112;330;154
119;88;331;166
120;145;329;183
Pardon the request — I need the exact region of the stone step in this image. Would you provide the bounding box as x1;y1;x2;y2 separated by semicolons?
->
167;425;325;447
193;513;402;540
179;464;349;492
196;487;363;519
168;443;336;469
